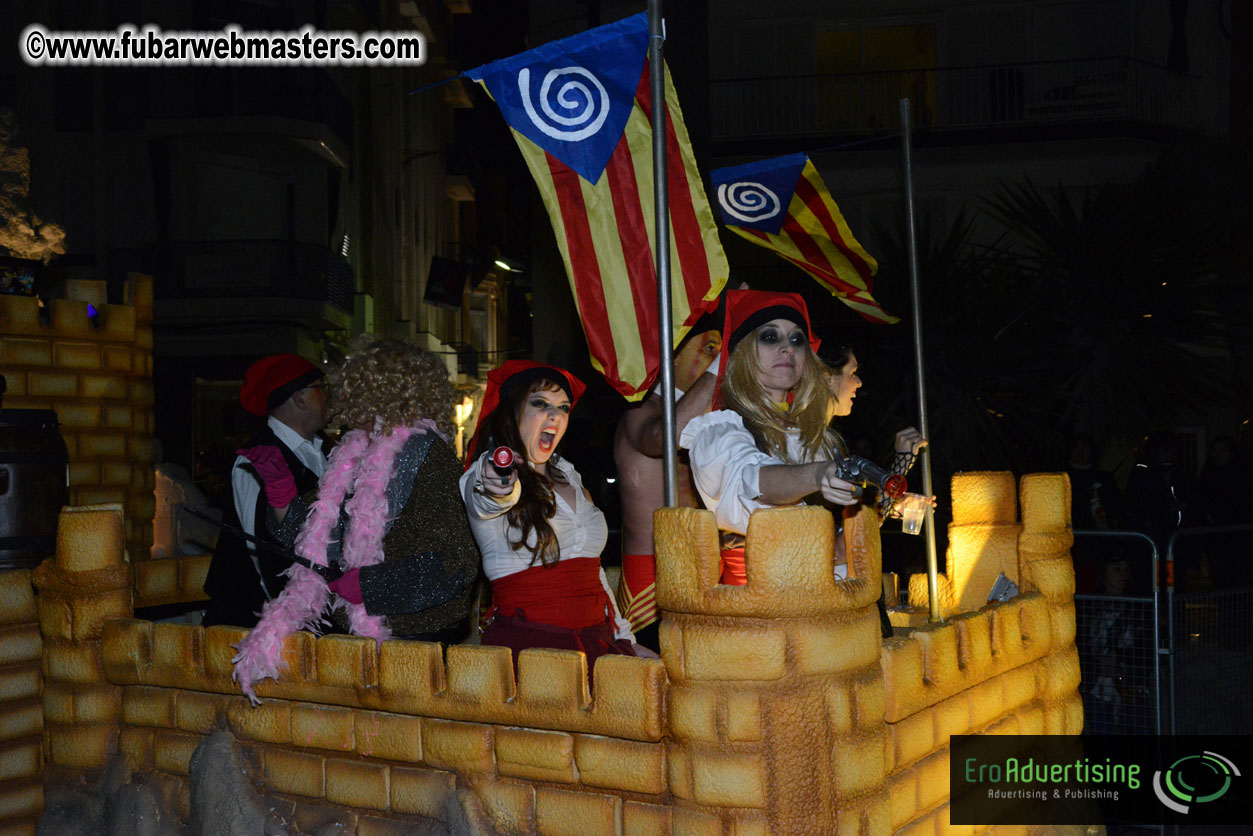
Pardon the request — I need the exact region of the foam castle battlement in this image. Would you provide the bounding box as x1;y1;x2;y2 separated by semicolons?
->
0;472;1092;836
0;277;156;564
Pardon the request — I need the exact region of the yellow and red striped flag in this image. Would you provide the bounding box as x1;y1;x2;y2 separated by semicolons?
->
465;13;729;400
712;154;897;324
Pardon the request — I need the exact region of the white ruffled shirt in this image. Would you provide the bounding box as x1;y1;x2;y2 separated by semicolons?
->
680;410;807;535
680;410;848;580
460;453;634;641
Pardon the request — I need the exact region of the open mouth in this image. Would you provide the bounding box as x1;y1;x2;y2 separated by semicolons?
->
538;430;557;452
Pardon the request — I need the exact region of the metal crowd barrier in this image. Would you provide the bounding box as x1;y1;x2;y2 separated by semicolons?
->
1072;530;1161;736
1164;524;1253;735
1072;525;1253;738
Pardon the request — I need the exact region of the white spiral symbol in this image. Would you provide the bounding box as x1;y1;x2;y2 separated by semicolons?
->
717;181;781;223
518;66;610;142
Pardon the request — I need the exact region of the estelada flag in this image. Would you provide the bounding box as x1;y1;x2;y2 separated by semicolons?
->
465;13;729;400
711;153;897;324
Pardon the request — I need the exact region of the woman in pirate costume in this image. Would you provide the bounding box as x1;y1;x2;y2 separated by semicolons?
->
680;289;862;585
461;360;656;676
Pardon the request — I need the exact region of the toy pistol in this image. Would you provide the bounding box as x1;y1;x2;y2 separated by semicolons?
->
832;454;907;500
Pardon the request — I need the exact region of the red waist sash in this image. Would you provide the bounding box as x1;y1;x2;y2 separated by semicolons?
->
720;547;747;586
490;557;611;630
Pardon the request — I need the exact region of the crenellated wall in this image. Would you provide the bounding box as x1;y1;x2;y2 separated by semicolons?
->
0;276;156;564
131;553;210;609
654;504;889;835
0;569;43;836
4;472;1092;836
883;473;1084;836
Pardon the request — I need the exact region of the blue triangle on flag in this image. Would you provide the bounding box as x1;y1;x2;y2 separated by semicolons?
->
465;13;649;184
710;153;809;235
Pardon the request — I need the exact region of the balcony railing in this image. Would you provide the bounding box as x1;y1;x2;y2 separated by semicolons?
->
710;57;1220;142
152;240;355;314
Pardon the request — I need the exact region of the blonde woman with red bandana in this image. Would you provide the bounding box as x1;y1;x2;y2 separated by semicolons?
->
680;290;861;585
460;361;657;675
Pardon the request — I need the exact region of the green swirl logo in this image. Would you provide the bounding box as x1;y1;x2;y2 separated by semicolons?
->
1152;752;1240;814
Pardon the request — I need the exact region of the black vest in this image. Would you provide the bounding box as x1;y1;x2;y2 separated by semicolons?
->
202;422;325;627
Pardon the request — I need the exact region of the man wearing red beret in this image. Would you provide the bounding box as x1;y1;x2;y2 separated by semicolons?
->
203;354;330;627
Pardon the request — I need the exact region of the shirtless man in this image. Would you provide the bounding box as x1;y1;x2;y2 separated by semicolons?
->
613;322;721;651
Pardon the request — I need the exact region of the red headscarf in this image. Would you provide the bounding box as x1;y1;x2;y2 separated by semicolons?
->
713;290;820;409
239;354;323;417
465;360;587;468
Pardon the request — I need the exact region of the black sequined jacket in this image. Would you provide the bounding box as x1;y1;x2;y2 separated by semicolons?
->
274;431;481;638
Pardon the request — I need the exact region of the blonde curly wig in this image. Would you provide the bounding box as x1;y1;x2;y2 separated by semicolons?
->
326;336;454;438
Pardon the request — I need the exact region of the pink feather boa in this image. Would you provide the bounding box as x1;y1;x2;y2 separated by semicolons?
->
232;419;443;703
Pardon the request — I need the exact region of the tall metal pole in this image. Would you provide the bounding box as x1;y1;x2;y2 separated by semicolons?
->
899;98;941;623
648;0;678;507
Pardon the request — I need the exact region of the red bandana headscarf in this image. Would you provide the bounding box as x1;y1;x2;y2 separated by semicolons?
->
712;290;820;409
464;360;587;468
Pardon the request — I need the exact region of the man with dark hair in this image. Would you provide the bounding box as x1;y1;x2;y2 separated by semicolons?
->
613;317;721;652
203;354;329;627
1065;433;1122;532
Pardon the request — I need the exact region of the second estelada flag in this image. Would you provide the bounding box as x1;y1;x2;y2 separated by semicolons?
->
465;13;729;400
711;153;897;324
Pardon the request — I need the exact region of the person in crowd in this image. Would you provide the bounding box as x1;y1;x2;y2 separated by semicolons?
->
1197;434;1244;527
613;314;721;652
1059;432;1123;593
231;337;481;701
1196;433;1249;589
1065;433;1122;532
1124;432;1188;550
679;290;861;585
462;360;657;675
204;353;329;628
1124;432;1192;592
1080;552;1150;734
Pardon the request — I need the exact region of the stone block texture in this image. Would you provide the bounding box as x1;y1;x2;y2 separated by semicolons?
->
0;277;156;564
0;571;42;832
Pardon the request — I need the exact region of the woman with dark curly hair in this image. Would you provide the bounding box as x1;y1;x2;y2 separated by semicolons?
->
231;337;481;702
460;360;656;675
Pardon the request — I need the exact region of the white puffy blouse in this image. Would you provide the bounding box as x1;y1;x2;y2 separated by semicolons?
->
680;410;848;580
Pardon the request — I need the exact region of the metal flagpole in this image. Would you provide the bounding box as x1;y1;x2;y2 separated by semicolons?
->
648;0;678;507
899;98;941;623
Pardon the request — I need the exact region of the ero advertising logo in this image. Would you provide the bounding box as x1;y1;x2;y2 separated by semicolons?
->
951;735;1250;827
1152;751;1240;814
